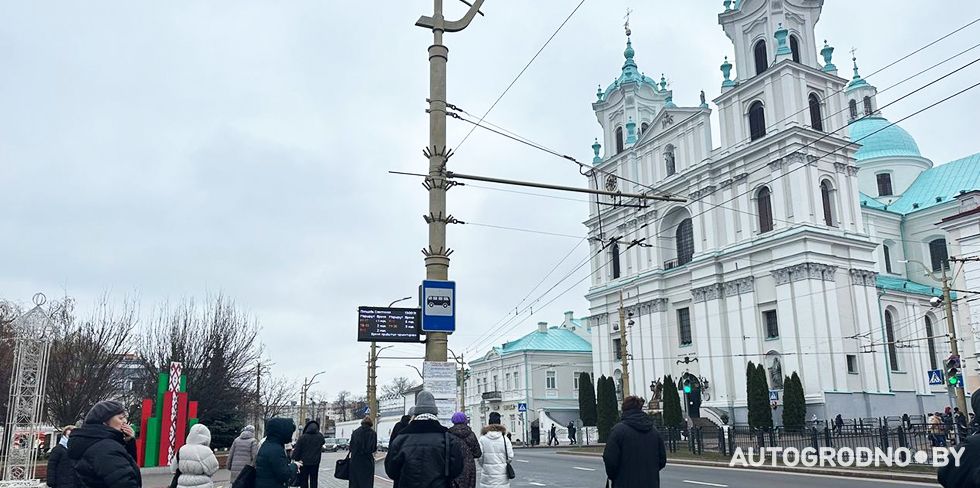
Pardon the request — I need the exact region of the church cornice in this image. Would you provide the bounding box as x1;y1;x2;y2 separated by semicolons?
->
711;59;847;106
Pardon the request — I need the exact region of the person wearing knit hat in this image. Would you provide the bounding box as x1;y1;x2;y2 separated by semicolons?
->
385;390;464;488
68;401;141;488
488;412;502;425
228;424;259;484
448;412;481;488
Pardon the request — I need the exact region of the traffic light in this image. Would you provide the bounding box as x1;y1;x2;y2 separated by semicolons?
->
682;379;692;394
946;355;961;387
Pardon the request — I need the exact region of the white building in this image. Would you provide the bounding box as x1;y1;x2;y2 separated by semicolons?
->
585;0;980;424
465;312;592;440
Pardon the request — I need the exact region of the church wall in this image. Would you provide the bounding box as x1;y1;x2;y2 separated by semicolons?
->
856;156;933;202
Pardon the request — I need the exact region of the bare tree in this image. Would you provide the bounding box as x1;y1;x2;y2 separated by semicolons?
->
261;374;297;420
334;391;351;422
380;376;418;397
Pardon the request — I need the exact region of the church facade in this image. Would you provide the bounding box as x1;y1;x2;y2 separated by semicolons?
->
584;0;980;423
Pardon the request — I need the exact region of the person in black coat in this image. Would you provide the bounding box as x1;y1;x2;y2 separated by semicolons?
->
348;417;378;488
47;426;78;488
291;420;325;488
256;418;300;488
384;391;464;488
603;396;667;488
67;401;141;488
389;415;411;443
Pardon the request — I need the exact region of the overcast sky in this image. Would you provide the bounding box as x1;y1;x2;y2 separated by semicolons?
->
2;1;979;400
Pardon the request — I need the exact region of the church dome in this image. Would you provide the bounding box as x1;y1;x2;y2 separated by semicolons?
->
847;116;921;162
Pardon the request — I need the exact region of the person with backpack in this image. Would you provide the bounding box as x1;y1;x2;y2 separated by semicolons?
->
256;418;300;488
47;426;78;488
291;421;325;488
228;425;259;484
172;424;220;488
603;396;667;488
384;391;464;488
68;401;141;488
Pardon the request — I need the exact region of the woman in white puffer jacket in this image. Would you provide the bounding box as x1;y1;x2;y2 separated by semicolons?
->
172;424;221;488
477;423;514;488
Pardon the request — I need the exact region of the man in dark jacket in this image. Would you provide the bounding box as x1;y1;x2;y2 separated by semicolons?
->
47;426;78;488
67;401;141;488
291;420;325;488
385;391;464;488
603;396;667;488
390;415;411;443
256;418;299;488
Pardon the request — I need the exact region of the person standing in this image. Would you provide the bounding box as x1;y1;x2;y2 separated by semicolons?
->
448;413;481;488
256;418;300;488
603;396;667;488
529;420;540;447
384;391;464;488
566;422;577;446
833;414;843;434
389;415;411;444
173;424;220;488
291;421;325;488
940;392;980;486
68;401;141;488
47;426;77;488
228;425;259;484
547;424;557;447
348;417;378;488
477;414;513;488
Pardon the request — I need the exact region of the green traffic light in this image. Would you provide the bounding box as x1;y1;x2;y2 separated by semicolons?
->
949;376;959;385
683;385;692;393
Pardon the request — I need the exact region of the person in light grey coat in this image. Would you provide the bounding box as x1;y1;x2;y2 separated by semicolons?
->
228;425;259;483
172;424;220;488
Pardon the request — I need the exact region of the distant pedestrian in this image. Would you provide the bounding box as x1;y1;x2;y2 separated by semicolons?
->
930;412;947;447
256;418;300;488
448;412;481;488
291;420;325;488
529;420;540;447
901;413;911;430
384;391;464;488
603;396;667;488
477;413;513;488
228;425;259;484
833;414;843;434
390;415;411;444
940;391;980;487
567;422;577;445
68;401;141;488
548;424;558;446
172;424;220;488
47;426;78;488
348;417;378;488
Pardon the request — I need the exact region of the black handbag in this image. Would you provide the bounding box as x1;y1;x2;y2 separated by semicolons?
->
334;452;351;480
503;437;515;480
168;452;181;488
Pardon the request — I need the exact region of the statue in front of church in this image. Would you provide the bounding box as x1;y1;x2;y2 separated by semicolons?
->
768;357;784;389
700;90;706;106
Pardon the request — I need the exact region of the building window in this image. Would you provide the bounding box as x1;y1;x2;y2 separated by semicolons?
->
615;127;624;153
863;96;873;116
612;338;622;360
573;372;581;390
505;373;512;391
757;187;774;233
493;375;498;391
883;245;893;274
846;355;858;374
678;308;692;346
820;181;835;226
748;101;766;141
885;310;899;371
849;99;858;119
876;173;893;197
925;316;938;371
665;144;676;176
930;238;950;271
790;35;801;63
676;218;694;265
754;40;768;75
809;94;823;131
763;310;779;339
514;372;521;390
611;240;621;279
546;371;557;389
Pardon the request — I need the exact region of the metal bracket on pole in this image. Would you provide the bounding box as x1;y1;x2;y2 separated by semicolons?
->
416;0;486;32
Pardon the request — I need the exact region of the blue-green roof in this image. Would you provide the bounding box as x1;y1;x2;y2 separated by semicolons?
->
877;275;948;298
499;327;591;354
859;192;888;210
848;116;921;162
598;38;659;102
881;153;980;214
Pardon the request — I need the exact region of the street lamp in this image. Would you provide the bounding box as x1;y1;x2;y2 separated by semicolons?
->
366;296;413;430
300;371;326;426
448;348;467;413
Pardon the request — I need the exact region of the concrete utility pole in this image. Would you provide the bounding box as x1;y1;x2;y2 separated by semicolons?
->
618;290;631;398
943;258;976;416
416;0;486;363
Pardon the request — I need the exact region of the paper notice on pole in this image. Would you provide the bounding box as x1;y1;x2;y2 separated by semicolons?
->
435;398;458;427
423;361;458;399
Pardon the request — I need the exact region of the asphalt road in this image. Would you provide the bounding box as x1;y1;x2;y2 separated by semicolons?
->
505;449;939;488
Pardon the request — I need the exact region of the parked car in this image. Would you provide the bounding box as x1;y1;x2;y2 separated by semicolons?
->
336;438;350;450
377;439;389;452
322;438;340;452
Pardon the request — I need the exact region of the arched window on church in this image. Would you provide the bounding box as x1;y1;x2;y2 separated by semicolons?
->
930;238;949;272
849;99;858;119
754;40;769;75
757;186;774;233
664;144;676;176
790;35;801;63
863;96;873;116
615;127;624;154
676;218;694;266
610;240;621;279
748;101;766;141
885;310;899;371
809;93;823;131
820;180;835;226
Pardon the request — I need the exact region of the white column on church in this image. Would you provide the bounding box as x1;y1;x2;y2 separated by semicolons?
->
774;277;804;379
906;302;930;395
823;277;849;392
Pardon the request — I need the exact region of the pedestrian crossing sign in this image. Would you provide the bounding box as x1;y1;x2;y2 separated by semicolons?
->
769;390;778;401
518;403;527;412
928;369;944;385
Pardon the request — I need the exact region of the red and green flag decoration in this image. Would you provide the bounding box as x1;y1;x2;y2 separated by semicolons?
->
136;362;199;467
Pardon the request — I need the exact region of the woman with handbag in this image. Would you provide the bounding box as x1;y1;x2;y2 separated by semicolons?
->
347;417;378;488
477;413;514;488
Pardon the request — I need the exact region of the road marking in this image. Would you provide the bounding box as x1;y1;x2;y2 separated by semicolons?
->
515;459;530;463
375;475;392;482
682;481;727;487
572;467;596;471
528;483;546;486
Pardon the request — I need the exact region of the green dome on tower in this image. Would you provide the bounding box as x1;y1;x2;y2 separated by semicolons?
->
848;116;921;162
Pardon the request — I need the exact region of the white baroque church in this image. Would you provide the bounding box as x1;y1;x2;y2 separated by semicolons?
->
584;0;980;423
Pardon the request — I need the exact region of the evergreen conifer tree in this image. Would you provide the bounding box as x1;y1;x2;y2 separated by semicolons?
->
578;372;598;427
782;372;806;431
662;375;683;428
755;363;773;429
596;375;614;442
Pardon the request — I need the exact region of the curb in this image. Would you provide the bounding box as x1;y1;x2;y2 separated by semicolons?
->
557;450;937;483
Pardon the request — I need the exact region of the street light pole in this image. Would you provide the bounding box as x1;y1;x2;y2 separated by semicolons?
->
300;371;326;427
366;297;414;430
416;0;486;363
448;348;466;412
